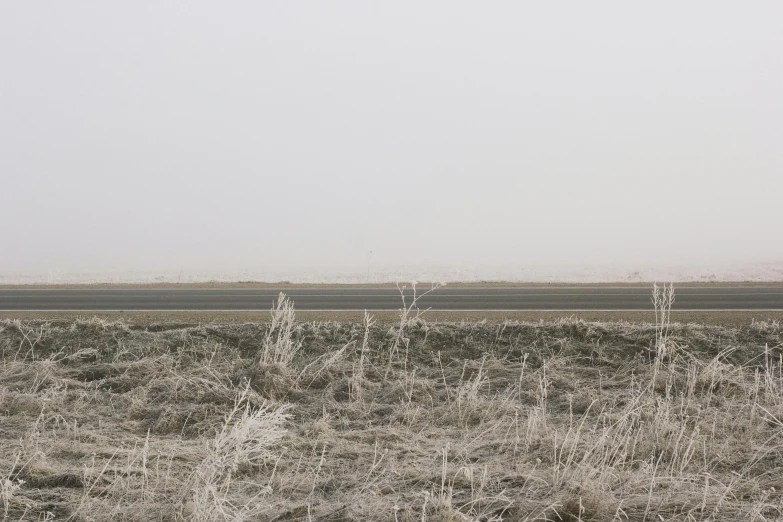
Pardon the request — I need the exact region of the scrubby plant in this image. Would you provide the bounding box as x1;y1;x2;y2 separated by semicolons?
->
2;465;24;517
385;281;442;379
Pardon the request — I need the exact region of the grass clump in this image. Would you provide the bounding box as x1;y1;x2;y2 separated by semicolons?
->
259;293;301;367
180;385;290;521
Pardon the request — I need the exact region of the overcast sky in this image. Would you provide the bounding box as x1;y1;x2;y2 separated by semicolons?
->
2;2;781;278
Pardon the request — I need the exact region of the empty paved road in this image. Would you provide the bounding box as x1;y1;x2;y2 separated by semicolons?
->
1;286;782;311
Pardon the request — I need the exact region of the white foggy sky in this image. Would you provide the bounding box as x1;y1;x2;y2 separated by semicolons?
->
1;2;781;277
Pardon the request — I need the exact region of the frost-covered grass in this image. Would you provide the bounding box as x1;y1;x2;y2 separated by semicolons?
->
1;312;783;521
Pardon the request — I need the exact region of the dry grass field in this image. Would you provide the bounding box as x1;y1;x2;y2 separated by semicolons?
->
2;292;783;521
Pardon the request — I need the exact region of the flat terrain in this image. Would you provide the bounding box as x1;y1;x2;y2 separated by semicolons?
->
1;308;782;520
4;309;783;328
2;285;782;311
4;282;783;290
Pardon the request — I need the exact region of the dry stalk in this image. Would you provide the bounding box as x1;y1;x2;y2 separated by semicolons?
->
652;282;675;360
385;282;442;380
259;293;301;367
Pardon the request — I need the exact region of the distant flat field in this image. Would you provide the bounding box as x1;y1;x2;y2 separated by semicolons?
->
2;281;783;290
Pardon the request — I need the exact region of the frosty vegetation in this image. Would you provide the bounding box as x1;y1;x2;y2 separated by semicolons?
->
1;289;782;521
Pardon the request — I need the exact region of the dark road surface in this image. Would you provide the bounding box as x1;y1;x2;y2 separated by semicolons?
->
1;286;782;311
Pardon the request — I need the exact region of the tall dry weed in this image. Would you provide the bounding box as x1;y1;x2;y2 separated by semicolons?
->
259;293;300;367
385;282;442;379
652;282;675;359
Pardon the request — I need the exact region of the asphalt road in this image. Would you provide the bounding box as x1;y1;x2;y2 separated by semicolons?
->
0;286;781;311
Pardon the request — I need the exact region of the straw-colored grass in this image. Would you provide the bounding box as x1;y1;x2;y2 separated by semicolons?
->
1;307;782;520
